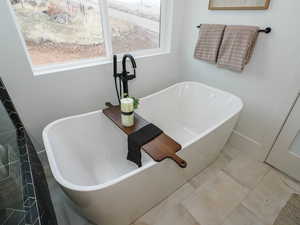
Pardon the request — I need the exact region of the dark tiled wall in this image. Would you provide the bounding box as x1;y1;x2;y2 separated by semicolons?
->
0;78;57;225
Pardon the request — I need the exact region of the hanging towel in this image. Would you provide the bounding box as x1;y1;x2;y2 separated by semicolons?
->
217;25;259;72
127;124;162;167
194;24;226;63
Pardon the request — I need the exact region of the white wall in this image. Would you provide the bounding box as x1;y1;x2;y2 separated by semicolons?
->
0;0;185;150
179;0;300;160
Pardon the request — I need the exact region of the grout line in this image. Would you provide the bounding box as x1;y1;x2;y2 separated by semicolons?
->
180;204;201;225
24;197;36;208
6;208;26;213
266;163;300;194
23;136;42;224
221;163;271;192
0;159;21;168
131;181;192;224
244;167;272;200
37;149;46;154
17;210;26;225
240;169;272;209
230;169;275;225
0;209;15;225
221;168;250;191
31;216;39;225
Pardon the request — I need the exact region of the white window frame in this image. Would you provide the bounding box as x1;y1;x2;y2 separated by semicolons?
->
7;0;174;76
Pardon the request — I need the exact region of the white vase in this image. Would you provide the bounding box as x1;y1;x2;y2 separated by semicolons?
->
121;98;134;127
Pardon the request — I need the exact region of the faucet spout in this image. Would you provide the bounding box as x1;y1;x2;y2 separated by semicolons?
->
112;54;137;103
122;54;137;73
121;54;137;96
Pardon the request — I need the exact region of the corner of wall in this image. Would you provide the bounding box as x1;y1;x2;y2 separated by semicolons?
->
229;130;268;162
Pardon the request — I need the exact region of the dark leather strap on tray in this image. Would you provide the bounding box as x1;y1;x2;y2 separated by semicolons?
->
121;111;134;116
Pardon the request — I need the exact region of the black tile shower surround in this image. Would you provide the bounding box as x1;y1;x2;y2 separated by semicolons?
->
0;78;57;225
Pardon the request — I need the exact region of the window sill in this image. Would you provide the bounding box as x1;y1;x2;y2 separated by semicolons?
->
33;49;171;77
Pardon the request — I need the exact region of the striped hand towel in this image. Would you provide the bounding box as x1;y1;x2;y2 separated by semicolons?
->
194;24;226;63
217;25;259;72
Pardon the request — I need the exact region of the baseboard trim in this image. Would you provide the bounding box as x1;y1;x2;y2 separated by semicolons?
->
229;130;267;161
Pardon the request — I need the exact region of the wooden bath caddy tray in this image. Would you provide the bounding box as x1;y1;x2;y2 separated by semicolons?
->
103;105;187;168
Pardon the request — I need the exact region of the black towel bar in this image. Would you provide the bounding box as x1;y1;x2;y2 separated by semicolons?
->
196;25;272;33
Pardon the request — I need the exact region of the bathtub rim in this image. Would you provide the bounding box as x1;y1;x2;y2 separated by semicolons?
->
43;81;243;192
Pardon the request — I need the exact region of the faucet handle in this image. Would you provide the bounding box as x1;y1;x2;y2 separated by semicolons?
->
127;74;136;80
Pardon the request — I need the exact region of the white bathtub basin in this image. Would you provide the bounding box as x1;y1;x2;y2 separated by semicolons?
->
43;81;243;225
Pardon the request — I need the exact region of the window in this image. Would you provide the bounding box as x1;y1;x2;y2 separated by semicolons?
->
8;0;171;71
107;0;161;54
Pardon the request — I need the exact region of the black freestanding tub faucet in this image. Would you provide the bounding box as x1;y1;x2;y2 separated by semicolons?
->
113;54;137;104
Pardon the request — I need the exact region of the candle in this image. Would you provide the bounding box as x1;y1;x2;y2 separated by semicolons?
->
121;98;134;127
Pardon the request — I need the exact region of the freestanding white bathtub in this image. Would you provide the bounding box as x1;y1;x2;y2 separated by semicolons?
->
43;81;243;225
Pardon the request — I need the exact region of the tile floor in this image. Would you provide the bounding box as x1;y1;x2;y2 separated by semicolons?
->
39;143;300;225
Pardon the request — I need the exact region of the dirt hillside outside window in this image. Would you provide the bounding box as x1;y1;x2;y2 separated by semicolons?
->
9;0;161;66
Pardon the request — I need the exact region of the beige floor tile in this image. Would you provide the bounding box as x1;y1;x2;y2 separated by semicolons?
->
189;153;231;189
242;170;292;225
134;205;199;225
224;154;271;189
182;171;249;225
222;143;242;160
223;204;265;225
278;172;300;194
134;183;199;225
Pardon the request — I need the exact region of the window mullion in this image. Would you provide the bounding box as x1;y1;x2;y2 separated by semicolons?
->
99;0;113;59
160;0;173;52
